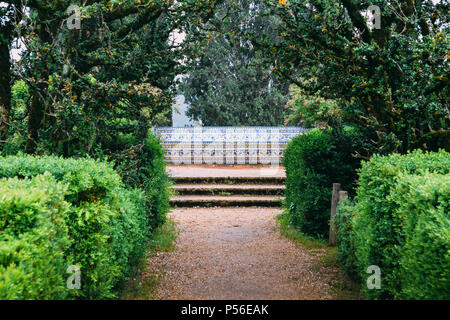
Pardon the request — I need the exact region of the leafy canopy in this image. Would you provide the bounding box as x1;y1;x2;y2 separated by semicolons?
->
248;0;449;154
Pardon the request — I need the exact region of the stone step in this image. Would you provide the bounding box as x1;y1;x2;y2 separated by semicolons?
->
172;176;286;185
170;195;284;207
172;184;285;196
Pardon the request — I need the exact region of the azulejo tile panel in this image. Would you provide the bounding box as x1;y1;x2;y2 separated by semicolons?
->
154;127;308;164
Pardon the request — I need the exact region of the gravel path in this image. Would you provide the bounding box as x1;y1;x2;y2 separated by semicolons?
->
149;207;340;300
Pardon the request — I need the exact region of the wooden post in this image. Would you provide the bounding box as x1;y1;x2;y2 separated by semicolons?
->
339;190;348;201
329;183;341;246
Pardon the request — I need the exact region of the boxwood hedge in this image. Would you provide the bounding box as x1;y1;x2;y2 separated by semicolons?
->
335;149;450;299
0;174;70;299
113;133;171;231
0;153;166;299
282;128;361;238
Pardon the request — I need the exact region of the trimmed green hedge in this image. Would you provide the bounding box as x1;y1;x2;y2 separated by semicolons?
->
0;155;155;299
335;149;450;299
0;174;70;299
334;197;359;281
113;133;171;231
282;128;361;237
393;172;450;299
0;155;122;203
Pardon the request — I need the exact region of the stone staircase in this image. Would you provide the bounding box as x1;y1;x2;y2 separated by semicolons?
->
170;175;285;207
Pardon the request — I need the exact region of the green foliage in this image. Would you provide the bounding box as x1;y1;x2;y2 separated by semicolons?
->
282;128;361;238
10;81;29;119
1;0;221;155
0;154;123;203
113;132;171;231
250;0;449;154
0;155;155;299
2;80;30;152
109;188;150;279
393;172;450;299
0;174;70;299
353;149;449;299
0;2;176;297
284;85;342;127
335;198;359;282
336;150;450;299
0;133;27;158
182;0;290;126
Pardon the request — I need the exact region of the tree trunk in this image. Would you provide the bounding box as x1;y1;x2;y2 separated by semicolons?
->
0;33;11;148
25;88;45;154
25;11;51;154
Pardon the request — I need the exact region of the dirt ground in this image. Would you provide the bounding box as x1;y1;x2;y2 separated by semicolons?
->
147;207;346;300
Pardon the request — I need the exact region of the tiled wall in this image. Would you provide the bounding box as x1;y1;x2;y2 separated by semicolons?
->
154;127;308;164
